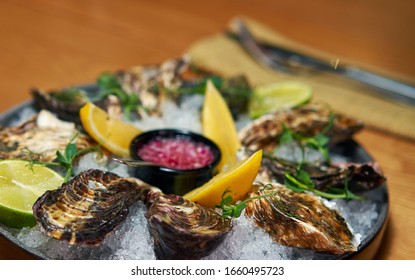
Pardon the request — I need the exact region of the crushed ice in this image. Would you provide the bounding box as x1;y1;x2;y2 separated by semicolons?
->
17;203;156;260
9;95;382;260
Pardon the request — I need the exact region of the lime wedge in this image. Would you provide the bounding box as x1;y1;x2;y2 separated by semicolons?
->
0;160;64;228
249;81;313;119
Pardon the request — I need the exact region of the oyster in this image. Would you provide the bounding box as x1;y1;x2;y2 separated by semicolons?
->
32;168;231;256
260;156;386;192
245;183;358;254
31;57;252;121
145;193;232;259
239;102;363;152
118;57;253;119
31;87;89;123
33;169;160;245
0;110;95;162
117;57;190;117
32;87;121;124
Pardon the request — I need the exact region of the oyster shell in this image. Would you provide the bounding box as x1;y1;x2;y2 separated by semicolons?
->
32;88;122;124
260;155;386;192
33;169;160;245
245;183;358;254
0;110;95;162
32;168;231;257
239;102;363;152
145;193;232;259
31;88;89;123
117;57;190;117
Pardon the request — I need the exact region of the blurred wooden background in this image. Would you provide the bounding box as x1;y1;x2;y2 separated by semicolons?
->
0;0;414;259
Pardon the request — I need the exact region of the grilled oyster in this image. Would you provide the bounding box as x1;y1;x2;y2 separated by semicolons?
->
245;183;358;254
260;155;386;192
145;193;232;259
0;110;95;162
239;102;363;152
33;169;160;245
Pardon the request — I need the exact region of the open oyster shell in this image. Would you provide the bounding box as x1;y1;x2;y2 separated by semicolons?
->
260;156;386;192
245;183;359;254
0;110;95;162
239;102;364;152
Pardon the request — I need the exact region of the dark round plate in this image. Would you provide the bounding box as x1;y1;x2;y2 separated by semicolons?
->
0;98;389;260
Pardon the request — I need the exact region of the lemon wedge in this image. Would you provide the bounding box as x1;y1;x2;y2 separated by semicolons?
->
80;102;141;157
202;80;241;170
183;150;262;208
0;160;64;228
249;81;313;118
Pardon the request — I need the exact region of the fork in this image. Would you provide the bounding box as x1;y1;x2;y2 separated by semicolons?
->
230;18;415;105
230;19;296;74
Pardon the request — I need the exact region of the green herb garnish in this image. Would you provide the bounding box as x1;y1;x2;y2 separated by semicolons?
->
284;169;364;200
26;134;101;182
279;112;335;165
96;73;140;120
166;75;252;117
217;185;276;218
167;76;224;95
50;87;89;104
277;112;363;200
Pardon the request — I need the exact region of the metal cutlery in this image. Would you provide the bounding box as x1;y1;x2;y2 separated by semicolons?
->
229;18;415;105
110;157;162;167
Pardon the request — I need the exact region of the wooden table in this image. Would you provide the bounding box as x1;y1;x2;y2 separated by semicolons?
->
1;0;414;260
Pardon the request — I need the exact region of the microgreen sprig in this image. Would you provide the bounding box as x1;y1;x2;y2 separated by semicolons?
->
283;169;365;200
96;73;140;120
277;112;363;200
217;185;276;218
279;112;335;165
26;134;101;182
166;76;224;95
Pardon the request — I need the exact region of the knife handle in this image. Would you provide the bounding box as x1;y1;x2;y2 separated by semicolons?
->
340;66;415;105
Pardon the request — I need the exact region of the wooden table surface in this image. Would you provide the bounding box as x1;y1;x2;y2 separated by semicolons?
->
0;0;414;260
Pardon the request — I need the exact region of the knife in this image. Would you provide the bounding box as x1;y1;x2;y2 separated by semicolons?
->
226;26;415;106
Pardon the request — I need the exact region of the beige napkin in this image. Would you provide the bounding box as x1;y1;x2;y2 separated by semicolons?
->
187;17;415;141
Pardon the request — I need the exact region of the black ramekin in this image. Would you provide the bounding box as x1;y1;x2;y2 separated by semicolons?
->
129;129;221;195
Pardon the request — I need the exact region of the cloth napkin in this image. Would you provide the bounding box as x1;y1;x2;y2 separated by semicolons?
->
186;17;415;141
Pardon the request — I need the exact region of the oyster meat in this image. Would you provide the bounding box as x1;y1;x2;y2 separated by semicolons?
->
245;183;358;254
239;102;363;152
33;169;160;245
117;57;190;117
118;57;253;119
0;110;95;162
145;193;232;260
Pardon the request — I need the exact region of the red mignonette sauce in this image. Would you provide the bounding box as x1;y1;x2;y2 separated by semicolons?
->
137;136;215;170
